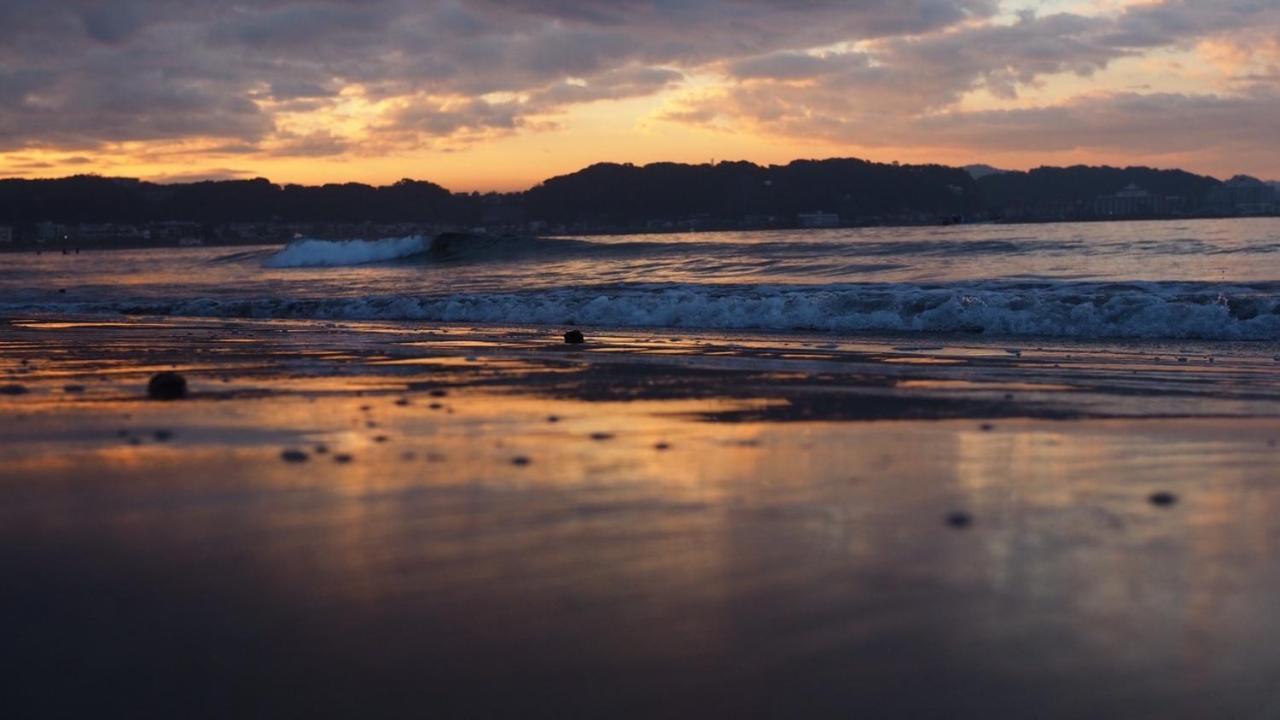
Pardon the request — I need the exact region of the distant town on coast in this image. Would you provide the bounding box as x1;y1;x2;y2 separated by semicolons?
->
1;158;1278;250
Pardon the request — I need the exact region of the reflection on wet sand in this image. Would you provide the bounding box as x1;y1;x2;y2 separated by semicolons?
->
2;317;1279;717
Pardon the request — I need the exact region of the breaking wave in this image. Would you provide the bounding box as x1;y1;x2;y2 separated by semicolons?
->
18;281;1280;340
264;235;429;268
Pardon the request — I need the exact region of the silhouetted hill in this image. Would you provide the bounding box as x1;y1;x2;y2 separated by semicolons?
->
524;159;980;224
964;164;1009;179
977;165;1220;212
0;176;467;224
0;159;1267;241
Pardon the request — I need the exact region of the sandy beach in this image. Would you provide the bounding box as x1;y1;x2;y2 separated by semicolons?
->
3;316;1279;717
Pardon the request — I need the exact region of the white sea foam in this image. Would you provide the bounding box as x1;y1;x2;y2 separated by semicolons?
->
25;281;1279;340
264;235;428;268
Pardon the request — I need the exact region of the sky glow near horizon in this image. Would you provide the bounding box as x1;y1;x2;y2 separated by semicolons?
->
1;0;1277;190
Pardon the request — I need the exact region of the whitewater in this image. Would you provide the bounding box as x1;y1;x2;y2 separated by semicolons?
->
4;218;1279;341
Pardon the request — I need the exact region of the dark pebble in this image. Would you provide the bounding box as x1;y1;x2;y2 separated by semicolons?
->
394;398;410;406
0;384;29;395
564;329;585;345
654;442;671;450
1149;491;1178;507
333;453;353;464
314;444;329;454
428;402;443;410
547;415;560;423
511;456;531;466
945;511;973;529
280;449;309;463
979;423;995;431
153;430;173;442
428;389;448;397
374;435;389;443
147;372;187;400
589;432;614;441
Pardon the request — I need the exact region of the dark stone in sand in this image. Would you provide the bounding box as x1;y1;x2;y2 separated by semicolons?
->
654;442;671;451
147;372;187;400
979;423;995;431
394;398;410;406
428;389;448;397
374;435;389;443
547;415;560;423
589;432;614;441
333;453;353;464
1149;491;1178;507
0;384;29;395
564;330;585;344
429;402;443;410
511;456;531;466
280;449;309;463
63;384;86;394
58;288;66;294
945;511;973;528
153;430;173;442
314;444;329;454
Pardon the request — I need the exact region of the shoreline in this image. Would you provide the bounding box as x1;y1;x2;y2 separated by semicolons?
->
3;316;1280;717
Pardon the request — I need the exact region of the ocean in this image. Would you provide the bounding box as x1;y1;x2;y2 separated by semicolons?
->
4;216;1279;340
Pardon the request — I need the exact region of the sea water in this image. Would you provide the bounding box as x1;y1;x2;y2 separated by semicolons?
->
2;217;1278;340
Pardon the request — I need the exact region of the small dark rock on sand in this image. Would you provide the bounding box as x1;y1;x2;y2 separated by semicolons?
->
654;442;671;451
0;384;29;395
564;329;585;344
428;389;448;397
147;372;187;400
1149;491;1178;507
281;449;309;463
589;432;614;441
333;453;353;464
511;456;531;466
945;511;974;528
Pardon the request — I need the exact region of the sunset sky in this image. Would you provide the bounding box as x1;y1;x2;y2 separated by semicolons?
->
1;0;1277;191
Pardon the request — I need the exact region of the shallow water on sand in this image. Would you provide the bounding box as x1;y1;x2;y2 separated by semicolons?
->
2;318;1279;717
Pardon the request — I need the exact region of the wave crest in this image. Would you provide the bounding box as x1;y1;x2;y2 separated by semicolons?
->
264;235;428;268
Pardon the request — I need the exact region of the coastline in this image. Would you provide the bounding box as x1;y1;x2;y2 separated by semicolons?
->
3;316;1280;716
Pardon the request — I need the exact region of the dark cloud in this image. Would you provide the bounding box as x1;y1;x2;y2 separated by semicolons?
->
0;0;1275;173
0;0;996;152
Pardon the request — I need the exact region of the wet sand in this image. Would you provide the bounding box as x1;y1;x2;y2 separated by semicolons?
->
3;317;1280;718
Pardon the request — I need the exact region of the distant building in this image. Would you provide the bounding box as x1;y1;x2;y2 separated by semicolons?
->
797;210;840;228
0;226;12;245
1094;184;1166;217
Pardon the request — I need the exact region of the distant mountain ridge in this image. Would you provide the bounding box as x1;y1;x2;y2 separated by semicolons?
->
0;159;1273;238
963;164;1010;179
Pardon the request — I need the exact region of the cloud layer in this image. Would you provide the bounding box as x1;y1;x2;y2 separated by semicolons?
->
0;0;1276;181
